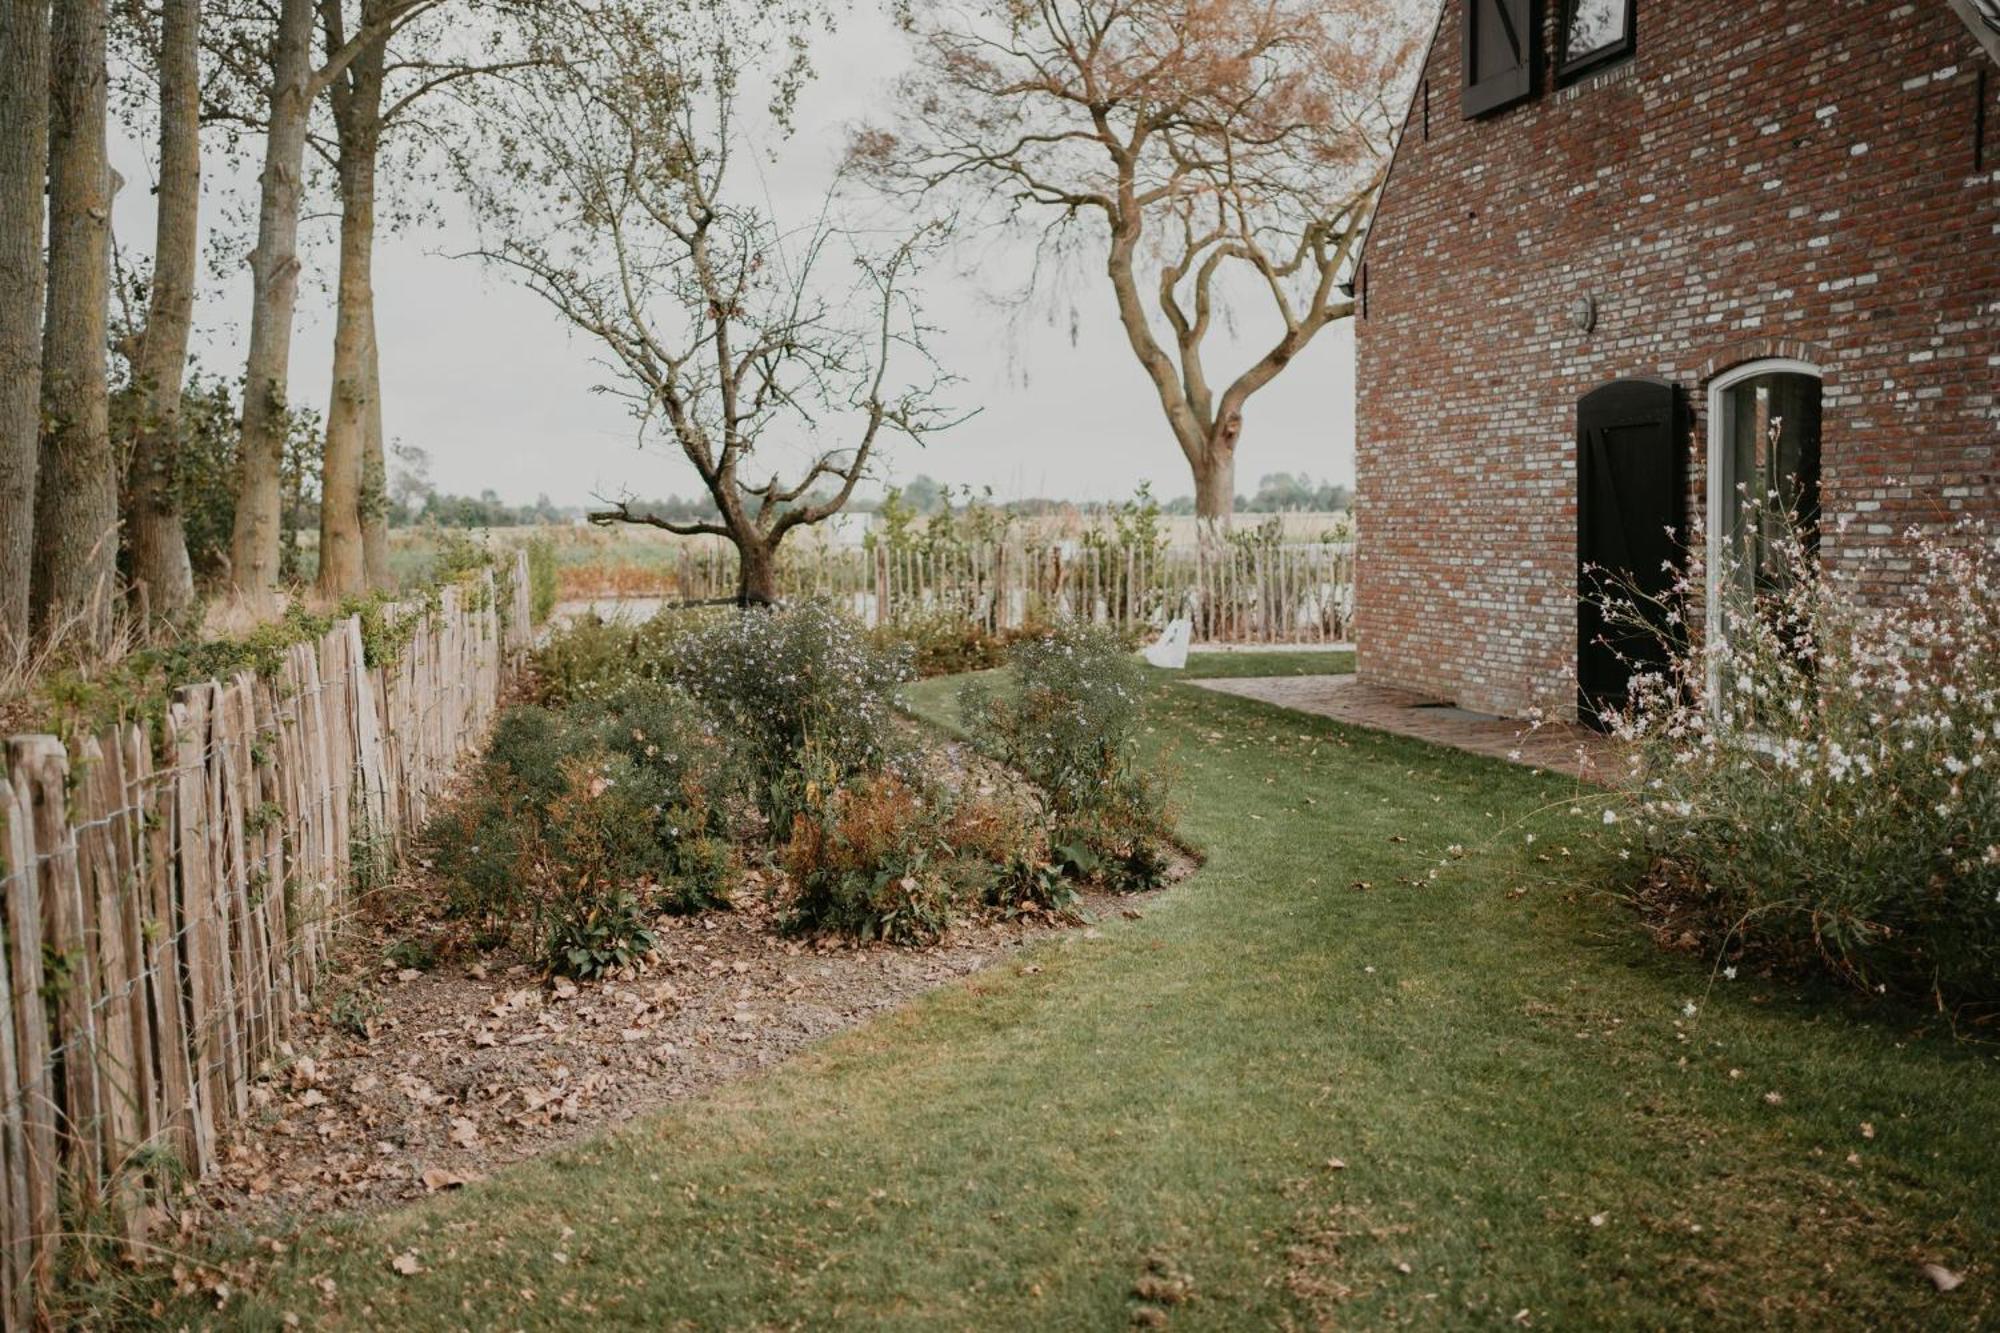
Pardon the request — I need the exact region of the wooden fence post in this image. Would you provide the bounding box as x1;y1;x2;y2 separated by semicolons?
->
0;773;55;1317
8;737;106;1228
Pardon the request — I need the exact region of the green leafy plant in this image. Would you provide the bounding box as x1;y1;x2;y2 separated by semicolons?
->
327;985;386;1040
384;935;439;972
546;890;659;981
526;536;559;624
662;833;736;914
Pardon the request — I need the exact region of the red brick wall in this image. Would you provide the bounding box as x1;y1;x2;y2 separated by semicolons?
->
1356;0;1999;720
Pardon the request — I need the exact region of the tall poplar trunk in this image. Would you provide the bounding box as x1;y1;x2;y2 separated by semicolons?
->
360;323;391;586
316;15;384;598
33;0;117;644
126;0;199;619
228;0;315;597
0;0;50;652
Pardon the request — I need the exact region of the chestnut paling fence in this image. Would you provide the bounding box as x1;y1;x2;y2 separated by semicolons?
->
0;556;533;1324
588;540;1358;644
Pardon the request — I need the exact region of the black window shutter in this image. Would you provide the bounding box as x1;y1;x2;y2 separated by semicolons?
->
1462;0;1539;119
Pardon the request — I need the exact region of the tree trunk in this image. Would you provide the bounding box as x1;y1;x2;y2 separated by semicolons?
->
316;21;385;598
0;0;50;652
228;0;315;597
360;319;391;585
737;535;777;607
33;0;117;644
1192;434;1238;528
126;0;199;620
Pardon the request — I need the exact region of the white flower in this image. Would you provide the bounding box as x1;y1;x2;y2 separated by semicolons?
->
1602;809;1620;825
1681;1000;1699;1018
1723;966;1738;981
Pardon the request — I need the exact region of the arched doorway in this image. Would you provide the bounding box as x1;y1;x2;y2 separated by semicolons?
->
1706;360;1824;620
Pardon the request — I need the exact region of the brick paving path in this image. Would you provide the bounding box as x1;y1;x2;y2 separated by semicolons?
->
1191;674;1622;785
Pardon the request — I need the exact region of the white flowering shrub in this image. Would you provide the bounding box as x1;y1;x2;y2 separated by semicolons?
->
1603;510;2000;1001
656;602;913;823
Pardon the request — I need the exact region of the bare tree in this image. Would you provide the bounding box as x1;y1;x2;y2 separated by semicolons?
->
124;0;201;619
0;0;50;651
228;0;437;597
468;0;961;605
859;0;1416;526
34;0;119;642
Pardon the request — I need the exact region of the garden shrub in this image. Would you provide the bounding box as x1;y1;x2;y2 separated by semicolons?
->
529;614;654;707
426;678;740;960
1605;512;2000;1002
960;623;1175;890
442;605;1100;953
876;614;996;679
872;612;1024;679
483;704;577;810
525;536;559;624
536;753;662;978
780;774;960;944
662;833;736;914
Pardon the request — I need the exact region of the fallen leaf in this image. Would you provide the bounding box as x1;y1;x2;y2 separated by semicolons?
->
1923;1263;1964;1293
449;1117;480;1149
391;1251;422;1276
420;1167;468;1194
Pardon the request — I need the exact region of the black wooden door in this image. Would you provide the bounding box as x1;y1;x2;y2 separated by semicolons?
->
1577;378;1687;729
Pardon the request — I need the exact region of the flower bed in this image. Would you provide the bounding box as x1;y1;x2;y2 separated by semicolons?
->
423;604;1182;973
1605;514;1999;1003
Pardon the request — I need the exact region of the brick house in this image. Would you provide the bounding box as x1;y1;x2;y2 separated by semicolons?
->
1354;0;2000;723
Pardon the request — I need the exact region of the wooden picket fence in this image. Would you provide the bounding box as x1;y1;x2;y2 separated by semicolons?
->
639;540;1357;643
0;555;533;1324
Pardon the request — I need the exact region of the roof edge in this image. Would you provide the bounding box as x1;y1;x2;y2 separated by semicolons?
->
1946;0;2000;67
1352;0;1449;278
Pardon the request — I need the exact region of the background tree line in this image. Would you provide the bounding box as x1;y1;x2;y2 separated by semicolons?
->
0;0;550;655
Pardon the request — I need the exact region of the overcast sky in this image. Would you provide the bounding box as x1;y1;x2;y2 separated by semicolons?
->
109;4;1361;510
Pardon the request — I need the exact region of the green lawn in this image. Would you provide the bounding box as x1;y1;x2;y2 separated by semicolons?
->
1174;648;1354;679
172;675;1996;1329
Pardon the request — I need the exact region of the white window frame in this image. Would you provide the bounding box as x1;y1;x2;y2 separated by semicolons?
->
1704;357;1823;700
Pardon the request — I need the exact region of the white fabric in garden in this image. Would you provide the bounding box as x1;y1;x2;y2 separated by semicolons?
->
1143;618;1193;669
